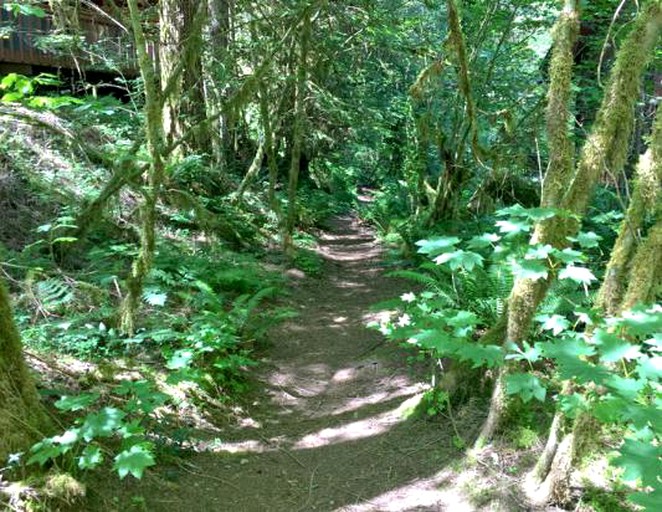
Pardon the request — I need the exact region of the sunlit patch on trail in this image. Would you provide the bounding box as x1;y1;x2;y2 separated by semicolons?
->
293;393;426;449
335;469;474;512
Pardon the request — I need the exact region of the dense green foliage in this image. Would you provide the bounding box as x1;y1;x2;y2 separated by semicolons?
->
0;0;660;510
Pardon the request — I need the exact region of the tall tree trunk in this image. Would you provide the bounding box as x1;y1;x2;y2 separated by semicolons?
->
206;0;233;168
120;0;166;335
160;0;207;155
475;0;661;452
283;10;311;256
598;111;661;314
475;0;579;448
0;278;50;461
521;4;662;505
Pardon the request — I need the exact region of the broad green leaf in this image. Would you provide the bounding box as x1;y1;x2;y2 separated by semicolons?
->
446;310;479;328
554;248;584;264
568;231;602;249
524;207;558;221
558;265;596;285
166;349;195;370
536;314;570;336
434;250;484;271
616;307;662;337
559;393;587;418
454;343;503;368
592;329;641;363
410;329;452;351
27;440;63;466
78;445;103;470
54;392;100;412
612;438;661;487
467;232;501;249
495;219;530;236
506;373;546;402
505;341;541;363
525;244;554;260
629;488;662;511
511;259;548;281
540;337;607;384
415;236;460;257
635;355;662;380
113;444;156;479
80;407;126;441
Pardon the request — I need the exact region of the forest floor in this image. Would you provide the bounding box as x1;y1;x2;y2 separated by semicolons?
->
89;215;530;512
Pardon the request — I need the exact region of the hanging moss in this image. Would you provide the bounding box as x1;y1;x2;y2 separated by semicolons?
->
446;0;482;161
621;219;662;309
563;2;662;215
0;279;50;461
542;1;579;208
598;98;661;314
120;0;167;335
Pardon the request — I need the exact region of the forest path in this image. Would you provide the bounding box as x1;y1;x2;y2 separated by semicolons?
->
107;215;483;511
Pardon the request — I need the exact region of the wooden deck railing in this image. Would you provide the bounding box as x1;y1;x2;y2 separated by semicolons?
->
0;1;139;74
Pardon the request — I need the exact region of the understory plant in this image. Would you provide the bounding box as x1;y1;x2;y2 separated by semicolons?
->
372;205;661;509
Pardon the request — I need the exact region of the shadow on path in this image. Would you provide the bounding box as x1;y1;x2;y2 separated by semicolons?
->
96;215;490;512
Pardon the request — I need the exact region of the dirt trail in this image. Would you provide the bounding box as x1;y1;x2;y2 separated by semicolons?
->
103;215;486;511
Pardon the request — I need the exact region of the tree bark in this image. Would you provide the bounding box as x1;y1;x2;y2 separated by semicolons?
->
120;0;167;335
0;278;50;461
283;9;311;256
476;0;661;452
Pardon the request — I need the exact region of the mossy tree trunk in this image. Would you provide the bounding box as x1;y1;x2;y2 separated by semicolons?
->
160;0;208;155
283;9;311;256
207;0;233;169
120;0;167;335
519;4;662;506
427;0;480;224
598;111;661;314
0;278;50;462
474;0;580;449
475;1;661;457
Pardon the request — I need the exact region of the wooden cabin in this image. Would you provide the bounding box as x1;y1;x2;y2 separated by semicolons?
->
0;1;139;76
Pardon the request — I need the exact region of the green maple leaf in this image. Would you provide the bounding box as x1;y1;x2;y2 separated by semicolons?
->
54;392;100;412
635;355;662;380
456;343;503;368
540;337;608;384
113;444;156;479
511;259;548;281
410;329;452;351
568;231;602;249
80;407;126;441
558;265;596;285
506;373;546;402
525;244;554;260
434;250;484;271
27;440;63;466
593;329;641;363
415;236;460;257
616;307;662;337
537;314;571;335
559;393;587;418
630;488;662;511
612;438;661;487
467;233;501;249
78;445;103;470
495;219;530;237
604;375;645;401
505;341;541;363
554;248;585;264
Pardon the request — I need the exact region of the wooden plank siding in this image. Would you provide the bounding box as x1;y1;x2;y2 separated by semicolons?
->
0;1;140;74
